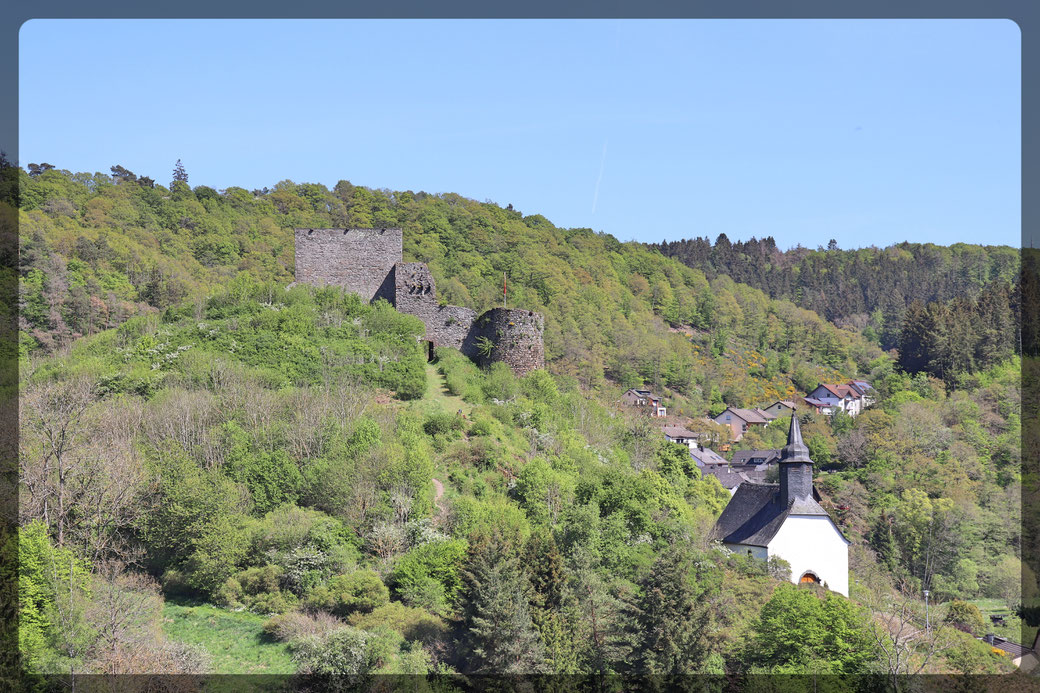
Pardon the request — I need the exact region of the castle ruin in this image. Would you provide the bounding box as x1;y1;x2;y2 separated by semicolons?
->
294;228;545;375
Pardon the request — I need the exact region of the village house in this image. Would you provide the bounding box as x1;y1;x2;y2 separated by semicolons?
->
807;381;874;417
731;449;783;467
661;424;700;450
710;416;850;596
762;400;797;418
690;445;728;467
802;397;835;416
713;406;775;441
621;388;667;417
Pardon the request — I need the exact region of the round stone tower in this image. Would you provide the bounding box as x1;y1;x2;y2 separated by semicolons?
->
475;308;545;375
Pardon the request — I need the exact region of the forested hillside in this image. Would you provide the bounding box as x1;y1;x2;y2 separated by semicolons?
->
654;236;1020;385
8;162;1026;683
11;163;883;412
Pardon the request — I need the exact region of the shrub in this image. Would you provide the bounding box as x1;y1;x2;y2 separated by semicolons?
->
388;539;468;606
290;626;371;678
348;602;450;647
303;570;389;617
263;610;344;643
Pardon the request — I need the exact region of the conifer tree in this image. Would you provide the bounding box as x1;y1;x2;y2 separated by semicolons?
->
172;159;188;184
461;534;545;674
632;544;719;676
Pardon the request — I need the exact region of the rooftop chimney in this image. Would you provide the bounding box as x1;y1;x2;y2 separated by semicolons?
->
779;415;813;506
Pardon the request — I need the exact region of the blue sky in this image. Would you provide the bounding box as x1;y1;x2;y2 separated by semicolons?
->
19;19;1020;249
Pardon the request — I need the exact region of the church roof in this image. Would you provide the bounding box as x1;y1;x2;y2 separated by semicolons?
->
710;482;834;547
731;449;782;466
710;416;848;547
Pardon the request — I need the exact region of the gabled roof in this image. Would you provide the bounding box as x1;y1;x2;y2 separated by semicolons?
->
662;425;698;439
701;465;765;489
769;400;797;410
754;408;777;421
731;449;782;466
710;482;838;546
711;416;847;547
690;447;728;466
720;407;771;424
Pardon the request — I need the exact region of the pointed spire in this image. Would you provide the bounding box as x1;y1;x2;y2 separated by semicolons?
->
781;415;812;463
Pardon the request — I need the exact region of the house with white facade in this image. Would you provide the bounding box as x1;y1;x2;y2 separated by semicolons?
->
710;416;850;596
661;425;700;450
807;381;874;417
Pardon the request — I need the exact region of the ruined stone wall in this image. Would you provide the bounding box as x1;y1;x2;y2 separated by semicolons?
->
433;305;479;352
471;308;545;375
293;227;544;375
294;228;402;301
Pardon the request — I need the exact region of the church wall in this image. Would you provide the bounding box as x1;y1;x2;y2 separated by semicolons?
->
767;515;849;596
723;543;768;561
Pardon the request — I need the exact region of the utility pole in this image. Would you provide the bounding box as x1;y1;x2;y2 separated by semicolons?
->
923;589;931;635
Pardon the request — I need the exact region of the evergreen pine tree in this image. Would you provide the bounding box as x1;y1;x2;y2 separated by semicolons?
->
172;159;188;185
632;544;719;676
461;535;546;674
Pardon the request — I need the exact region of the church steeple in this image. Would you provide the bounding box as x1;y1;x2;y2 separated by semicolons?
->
779;415;813;505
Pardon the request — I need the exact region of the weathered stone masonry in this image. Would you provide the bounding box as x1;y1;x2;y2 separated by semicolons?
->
294;227;545;375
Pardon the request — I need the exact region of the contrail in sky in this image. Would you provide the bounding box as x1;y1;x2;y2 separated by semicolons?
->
592;139;608;214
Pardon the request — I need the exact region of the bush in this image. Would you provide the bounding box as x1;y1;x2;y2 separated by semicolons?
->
263;610;344;642
303;570;389;617
388;539;468;606
290;626;371;678
423;412;465;437
348;602;450;647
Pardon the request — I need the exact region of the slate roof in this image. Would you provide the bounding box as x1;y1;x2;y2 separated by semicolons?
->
803;397;830;408
731;449;782;466
983;635;1034;658
701;464;769;489
690;446;729;467
726;408;771;424
710;416;847;547
661;425;699;439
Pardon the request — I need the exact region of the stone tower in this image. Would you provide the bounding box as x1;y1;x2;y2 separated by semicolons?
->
779;415;813;506
293;227;545;375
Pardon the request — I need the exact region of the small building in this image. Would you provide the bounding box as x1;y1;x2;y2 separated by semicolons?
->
731;449;783;467
982;634;1040;673
621;389;667;417
807;381;873;417
762;400;797;418
690;445;728;467
700;462;770;495
713;407;773;442
802;397;834;416
661;425;700;450
710;416;850;596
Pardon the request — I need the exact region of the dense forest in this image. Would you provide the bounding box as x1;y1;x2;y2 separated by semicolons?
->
7;161;1029;685
654;236;1020;383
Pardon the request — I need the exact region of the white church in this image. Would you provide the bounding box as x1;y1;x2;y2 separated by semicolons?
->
710;415;850;596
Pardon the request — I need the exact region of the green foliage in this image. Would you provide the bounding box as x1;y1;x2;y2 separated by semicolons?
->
631;544;721;675
388;539;468;607
461;534;546;673
746;583;876;676
303;570;389;618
